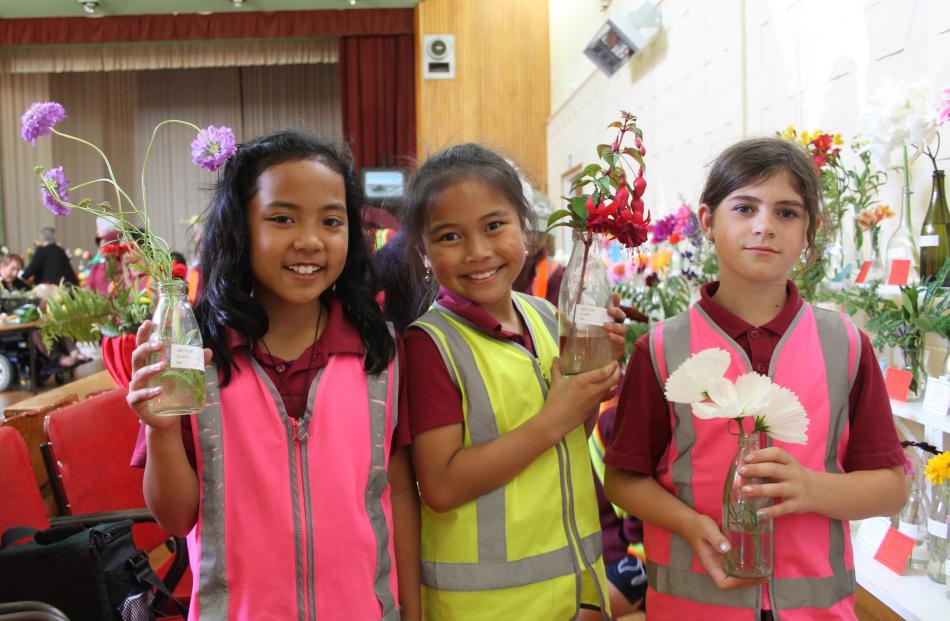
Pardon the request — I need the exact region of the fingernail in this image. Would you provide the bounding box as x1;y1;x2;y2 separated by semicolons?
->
756;510;766;518
742;485;752;493
738;466;748;475
718;542;730;552
150;387;162;396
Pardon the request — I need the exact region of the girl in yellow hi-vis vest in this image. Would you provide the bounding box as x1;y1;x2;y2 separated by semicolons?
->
401;143;627;620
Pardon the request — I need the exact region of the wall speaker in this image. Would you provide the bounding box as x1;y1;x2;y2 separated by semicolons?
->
423;34;456;80
584;1;661;77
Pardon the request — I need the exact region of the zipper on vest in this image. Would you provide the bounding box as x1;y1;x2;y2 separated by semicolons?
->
291;418;314;621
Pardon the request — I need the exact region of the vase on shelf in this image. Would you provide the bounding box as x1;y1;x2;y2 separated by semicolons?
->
926;481;949;584
866;227;886;281
900;469;930;570
920;169;950;285
558;230;613;376
722;429;774;579
884;187;919;284
898;344;928;402
146;279;206;416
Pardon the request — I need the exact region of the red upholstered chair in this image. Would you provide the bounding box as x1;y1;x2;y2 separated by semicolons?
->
0;427;50;537
41;388;190;613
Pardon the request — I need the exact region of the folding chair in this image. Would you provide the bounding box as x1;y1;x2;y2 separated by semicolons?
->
40;389;190;615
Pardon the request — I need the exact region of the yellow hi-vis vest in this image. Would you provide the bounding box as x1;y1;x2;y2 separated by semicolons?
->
412;292;610;620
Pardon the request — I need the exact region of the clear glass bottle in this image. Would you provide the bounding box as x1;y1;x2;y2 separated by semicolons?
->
899;473;929;570
722;431;774;579
147;279;206;416
926;481;949;584
920;169;950;285
884;187;919;284
558;230;614;375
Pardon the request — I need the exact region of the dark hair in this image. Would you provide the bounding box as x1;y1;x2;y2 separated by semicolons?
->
400;143;536;321
372;231;430;334
1;254;23;269
195;130;395;385
700;137;823;263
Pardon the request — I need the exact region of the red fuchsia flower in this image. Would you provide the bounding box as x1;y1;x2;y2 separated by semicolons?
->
611;207;650;248
633;174;647;198
21;102;66;145
40;166;70;216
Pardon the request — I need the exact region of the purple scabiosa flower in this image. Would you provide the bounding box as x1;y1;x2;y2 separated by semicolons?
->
650;213;676;244
191;125;236;172
21;102;66;145
40;166;71;216
674;204;699;237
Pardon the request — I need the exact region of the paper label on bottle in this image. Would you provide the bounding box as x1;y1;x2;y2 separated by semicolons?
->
920;234;941;247
573;304;611;327
927;517;948;539
888;246;912;260
170;344;204;371
898;520;919;539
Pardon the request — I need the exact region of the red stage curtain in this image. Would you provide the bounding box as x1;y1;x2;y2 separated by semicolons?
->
0;9;413;46
339;34;416;170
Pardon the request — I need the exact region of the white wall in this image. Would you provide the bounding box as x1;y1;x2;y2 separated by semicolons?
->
547;0;950;252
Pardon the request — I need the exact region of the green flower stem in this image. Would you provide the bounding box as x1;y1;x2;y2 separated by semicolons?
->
139;119;202;281
50;127;126;218
68;178;138;210
903;144;914;238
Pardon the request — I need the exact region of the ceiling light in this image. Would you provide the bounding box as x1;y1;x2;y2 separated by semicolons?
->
80;0;100;15
231;0;245;7
349;0;357;5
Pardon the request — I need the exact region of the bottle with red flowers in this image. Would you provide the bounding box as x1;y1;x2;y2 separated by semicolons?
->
547;111;651;375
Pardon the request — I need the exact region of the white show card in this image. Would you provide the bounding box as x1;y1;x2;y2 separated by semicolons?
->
855;517;891;552
573;304;611;327
170;344;204;371
923;376;950;417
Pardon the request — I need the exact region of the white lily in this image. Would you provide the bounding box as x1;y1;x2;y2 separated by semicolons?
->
664;348;731;404
753;384;809;445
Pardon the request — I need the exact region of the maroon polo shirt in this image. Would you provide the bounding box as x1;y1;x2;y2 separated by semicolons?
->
131;295;409;468
605;281;905;476
404;287;536;438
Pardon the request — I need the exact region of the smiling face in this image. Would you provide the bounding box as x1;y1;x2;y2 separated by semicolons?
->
699;170;809;289
423;179;528;320
246;159;348;316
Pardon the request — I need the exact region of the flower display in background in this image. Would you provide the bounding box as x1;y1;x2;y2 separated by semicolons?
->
777;126;843;171
21;100;235;283
650;213;676;244
860;78;942;171
925;451;950;485
939;88;950;125
856;204;895;231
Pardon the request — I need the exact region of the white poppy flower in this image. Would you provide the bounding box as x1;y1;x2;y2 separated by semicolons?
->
664;348;730;404
754;383;809;445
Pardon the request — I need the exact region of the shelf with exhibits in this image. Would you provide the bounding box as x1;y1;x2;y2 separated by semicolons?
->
890;398;950;437
852;518;950;621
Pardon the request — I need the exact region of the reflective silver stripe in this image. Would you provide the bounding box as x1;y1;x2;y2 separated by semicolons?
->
366;363;397;618
421;533;603;592
513;292;558;343
414;310;507;563
804;307;856;608
555;442;582;610
693;304;753;371
773;571;856;610
647;560;758;608
653;312;700;571
195;365;229;620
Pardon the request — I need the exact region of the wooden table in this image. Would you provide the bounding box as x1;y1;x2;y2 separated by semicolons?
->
2;369;117;419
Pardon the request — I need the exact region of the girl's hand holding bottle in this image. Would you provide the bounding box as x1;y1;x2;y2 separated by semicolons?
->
127;319;212;431
603;292;629;361
542;358;620;438
682;512;767;591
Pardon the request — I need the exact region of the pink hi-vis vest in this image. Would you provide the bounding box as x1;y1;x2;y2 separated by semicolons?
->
186;352;400;621
647;303;860;620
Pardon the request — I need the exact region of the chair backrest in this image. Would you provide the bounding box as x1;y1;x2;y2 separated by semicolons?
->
0;427;50;536
1;395;79;501
43;388;145;516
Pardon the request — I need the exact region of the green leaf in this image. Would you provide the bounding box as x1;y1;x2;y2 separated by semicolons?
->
596;144;612;159
547;209;572;226
569;194;589;221
581;163;602;178
621;147;645;170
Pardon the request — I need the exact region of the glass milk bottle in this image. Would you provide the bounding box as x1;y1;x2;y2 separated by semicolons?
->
147;279;206;416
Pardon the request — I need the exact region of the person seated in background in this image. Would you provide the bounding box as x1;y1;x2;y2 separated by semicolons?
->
22;227;79;286
0;254;29;292
29;283;89;369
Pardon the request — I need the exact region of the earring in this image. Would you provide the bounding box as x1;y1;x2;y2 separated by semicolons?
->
423;256;433;284
524;248;529;256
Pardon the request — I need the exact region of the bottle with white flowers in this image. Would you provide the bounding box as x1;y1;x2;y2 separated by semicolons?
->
722;428;774;579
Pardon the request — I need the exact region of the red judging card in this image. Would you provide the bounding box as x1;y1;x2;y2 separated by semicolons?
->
887;259;911;286
885;368;913;401
873;528;914;574
854;261;872;284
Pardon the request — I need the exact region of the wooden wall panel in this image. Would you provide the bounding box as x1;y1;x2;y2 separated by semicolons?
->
415;0;550;189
